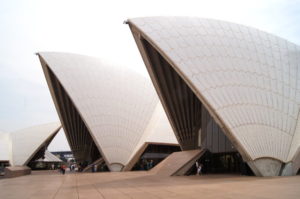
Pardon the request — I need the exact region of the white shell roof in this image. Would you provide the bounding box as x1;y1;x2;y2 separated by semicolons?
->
128;16;300;162
39;52;177;168
126;103;179;165
36;150;62;162
10;122;61;166
143;103;178;145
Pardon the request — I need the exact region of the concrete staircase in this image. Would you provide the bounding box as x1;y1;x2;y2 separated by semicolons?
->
4;166;31;178
149;149;206;176
82;158;104;172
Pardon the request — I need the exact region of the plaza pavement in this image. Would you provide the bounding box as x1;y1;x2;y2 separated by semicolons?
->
0;170;299;199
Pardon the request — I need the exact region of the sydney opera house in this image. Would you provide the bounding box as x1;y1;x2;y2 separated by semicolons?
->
37;52;179;172
1;17;299;178
126;17;300;176
1;53;179;174
0;122;61;173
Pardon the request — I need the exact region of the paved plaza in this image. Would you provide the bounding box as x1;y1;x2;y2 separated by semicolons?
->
0;171;300;199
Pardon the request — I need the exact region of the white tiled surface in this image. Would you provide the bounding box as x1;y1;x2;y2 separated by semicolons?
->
0;132;11;162
127;103;178;164
129;17;300;162
43;150;62;162
10;122;61;165
145;103;178;144
40;52;176;168
288;113;300;160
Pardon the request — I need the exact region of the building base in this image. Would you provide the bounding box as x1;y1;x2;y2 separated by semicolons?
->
4;166;31;178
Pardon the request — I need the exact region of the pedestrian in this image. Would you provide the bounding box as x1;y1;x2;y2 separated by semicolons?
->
144;159;148;170
149;160;154;169
60;165;63;174
51;163;55;170
139;162;143;170
197;163;203;175
61;164;66;175
93;164;97;172
196;161;202;175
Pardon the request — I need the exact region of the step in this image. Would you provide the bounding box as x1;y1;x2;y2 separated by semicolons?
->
150;149;206;176
82;158;104;172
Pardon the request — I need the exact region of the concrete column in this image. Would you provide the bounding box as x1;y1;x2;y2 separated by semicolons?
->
247;158;282;177
281;162;294;176
109;163;124;172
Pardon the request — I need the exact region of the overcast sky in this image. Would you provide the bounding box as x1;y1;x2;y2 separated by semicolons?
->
0;0;299;151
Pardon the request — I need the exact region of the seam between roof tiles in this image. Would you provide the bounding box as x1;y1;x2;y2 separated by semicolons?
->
231;123;292;136
201;84;298;106
191;68;296;89
216;103;296;121
154;34;295;73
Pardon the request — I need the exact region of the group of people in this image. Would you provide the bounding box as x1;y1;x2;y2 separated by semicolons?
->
51;159;203;175
137;159;154;170
50;162;103;174
50;163;70;174
69;164;76;171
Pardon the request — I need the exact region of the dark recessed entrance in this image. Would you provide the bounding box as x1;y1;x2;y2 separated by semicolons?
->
132;144;181;171
187;151;253;175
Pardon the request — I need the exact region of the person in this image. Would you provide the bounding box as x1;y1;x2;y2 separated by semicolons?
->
93;164;97;172
198;163;203;175
61;164;66;175
59;165;63;174
51;163;55;170
139;162;144;170
144;159;148;170
149;160;154;169
146;160;150;170
196;161;202;175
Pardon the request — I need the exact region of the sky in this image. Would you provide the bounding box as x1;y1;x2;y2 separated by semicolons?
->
0;0;299;151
